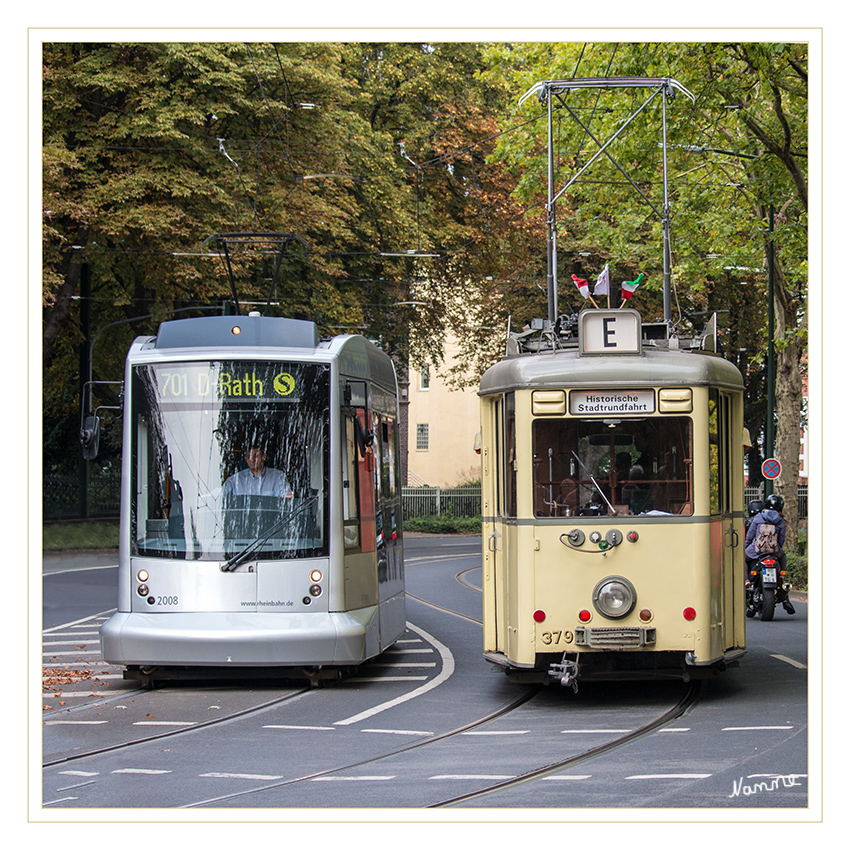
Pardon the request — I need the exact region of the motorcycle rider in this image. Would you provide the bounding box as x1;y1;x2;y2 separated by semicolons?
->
744;493;794;615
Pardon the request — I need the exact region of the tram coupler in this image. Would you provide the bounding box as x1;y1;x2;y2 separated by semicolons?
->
548;656;580;692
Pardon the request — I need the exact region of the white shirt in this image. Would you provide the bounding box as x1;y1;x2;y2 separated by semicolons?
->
222;467;292;498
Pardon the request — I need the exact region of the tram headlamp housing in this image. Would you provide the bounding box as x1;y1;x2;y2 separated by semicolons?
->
592;576;636;620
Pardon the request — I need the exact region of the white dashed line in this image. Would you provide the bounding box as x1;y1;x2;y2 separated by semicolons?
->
461;730;529;736
201;772;283;781
771;654;807;669
361;728;433;736
429;774;516;781
627;774;712;780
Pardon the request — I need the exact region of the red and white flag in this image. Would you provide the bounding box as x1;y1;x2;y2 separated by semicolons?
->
572;274;590;299
594;264;610;296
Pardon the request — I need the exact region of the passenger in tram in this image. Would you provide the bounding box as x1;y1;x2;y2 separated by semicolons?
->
621;463;653;514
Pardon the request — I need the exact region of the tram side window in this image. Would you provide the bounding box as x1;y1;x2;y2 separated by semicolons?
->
342;415;361;548
531;416;693;517
708;388;732;515
504;393;518;517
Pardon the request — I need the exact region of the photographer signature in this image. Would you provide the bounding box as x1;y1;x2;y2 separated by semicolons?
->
729;774;806;798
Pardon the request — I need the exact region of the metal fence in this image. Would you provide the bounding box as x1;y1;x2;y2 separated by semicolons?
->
43;478;807;522
402;486;482;518
745;484;808;519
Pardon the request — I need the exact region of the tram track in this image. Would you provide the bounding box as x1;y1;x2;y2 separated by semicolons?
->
182;685;541;808
429;679;702;807
42;687;313;768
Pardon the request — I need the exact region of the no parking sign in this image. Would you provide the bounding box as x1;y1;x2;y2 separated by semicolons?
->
762;458;782;480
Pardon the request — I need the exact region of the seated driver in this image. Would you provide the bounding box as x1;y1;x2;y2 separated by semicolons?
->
223;444;293;499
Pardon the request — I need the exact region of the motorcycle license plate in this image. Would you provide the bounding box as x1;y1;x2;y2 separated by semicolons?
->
762;567;778;583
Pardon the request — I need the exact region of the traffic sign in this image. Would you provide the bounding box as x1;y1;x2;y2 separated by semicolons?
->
762;458;782;480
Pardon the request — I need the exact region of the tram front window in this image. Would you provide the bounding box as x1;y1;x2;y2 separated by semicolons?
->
532;416;693;517
131;360;329;560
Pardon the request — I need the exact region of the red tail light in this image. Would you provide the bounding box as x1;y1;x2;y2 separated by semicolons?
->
763;558;776;566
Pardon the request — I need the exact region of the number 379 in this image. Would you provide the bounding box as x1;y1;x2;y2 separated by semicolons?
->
541;630;573;646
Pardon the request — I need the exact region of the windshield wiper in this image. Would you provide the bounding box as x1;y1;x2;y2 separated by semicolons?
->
571;451;618;516
220;495;319;572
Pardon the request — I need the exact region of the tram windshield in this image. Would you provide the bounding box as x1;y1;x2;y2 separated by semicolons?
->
131;360;330;560
532;416;693;517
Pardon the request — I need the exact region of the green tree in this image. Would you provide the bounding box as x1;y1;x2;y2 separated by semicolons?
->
480;41;807;544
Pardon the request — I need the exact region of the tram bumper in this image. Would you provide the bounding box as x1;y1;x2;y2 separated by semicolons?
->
100;607;379;668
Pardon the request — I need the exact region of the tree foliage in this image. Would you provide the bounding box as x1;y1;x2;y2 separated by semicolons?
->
42;39;808;516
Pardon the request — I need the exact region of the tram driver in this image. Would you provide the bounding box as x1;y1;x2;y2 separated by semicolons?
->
222;444;294;499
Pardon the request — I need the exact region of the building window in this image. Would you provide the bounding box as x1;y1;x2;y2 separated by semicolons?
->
416;423;429;451
419;364;430;391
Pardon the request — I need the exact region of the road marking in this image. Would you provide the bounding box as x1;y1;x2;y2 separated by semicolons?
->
430;774;516;781
133;721;197;727
334;622;454;726
347;676;429;682
112;768;172;775
561;729;632;734
59;770;99;777
771;653;807;669
461;730;529;736
44;720;108;725
263;724;336;731
42;650;101;657
367;662;437;668
43;692;113;699
310;775;395;782
722;726;794;731
201;772;283;781
658;728;691;732
627;773;712;780
384;648;435;654
362;728;433;736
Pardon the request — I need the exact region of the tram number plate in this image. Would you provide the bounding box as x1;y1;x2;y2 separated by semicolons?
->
541;630;573;646
762;567;777;584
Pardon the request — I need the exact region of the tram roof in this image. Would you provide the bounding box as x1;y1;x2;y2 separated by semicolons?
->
479;347;744;396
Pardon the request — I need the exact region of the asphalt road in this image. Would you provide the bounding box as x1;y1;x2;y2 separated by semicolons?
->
40;535;812;818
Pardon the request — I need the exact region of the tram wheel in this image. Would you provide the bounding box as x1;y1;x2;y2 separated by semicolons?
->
761;589;776;621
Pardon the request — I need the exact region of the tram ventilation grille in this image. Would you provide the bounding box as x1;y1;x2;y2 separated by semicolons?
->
574;627;656;648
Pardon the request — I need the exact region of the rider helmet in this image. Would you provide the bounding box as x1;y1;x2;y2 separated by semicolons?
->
765;493;784;512
747;499;764;517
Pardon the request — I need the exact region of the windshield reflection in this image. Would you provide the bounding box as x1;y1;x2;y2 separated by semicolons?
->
131;360;329;560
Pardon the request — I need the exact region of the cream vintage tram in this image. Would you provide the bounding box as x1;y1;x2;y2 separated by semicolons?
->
479;309;747;688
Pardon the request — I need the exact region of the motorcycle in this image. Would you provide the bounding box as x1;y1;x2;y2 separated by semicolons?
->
746;552;795;621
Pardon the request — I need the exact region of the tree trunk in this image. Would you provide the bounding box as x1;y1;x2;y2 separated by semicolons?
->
768;254;805;555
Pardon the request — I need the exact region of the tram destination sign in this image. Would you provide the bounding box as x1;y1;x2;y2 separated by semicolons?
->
579;308;642;355
570;389;656;415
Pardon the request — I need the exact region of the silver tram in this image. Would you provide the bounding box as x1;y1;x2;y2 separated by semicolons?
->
95;312;405;685
479;309;747;688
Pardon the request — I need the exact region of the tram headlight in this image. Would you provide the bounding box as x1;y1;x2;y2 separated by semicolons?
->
592;577;636;620
310;569;323;582
309;584;322;597
137;584;150;597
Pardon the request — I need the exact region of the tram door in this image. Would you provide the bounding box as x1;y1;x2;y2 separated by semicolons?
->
482;395;504;654
709;388;741;654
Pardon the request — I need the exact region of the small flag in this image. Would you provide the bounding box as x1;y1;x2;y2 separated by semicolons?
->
572;274;590;299
620;273;644;300
594;264;610;296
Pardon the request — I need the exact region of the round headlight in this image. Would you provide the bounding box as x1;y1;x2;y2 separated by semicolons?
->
592;577;636;619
